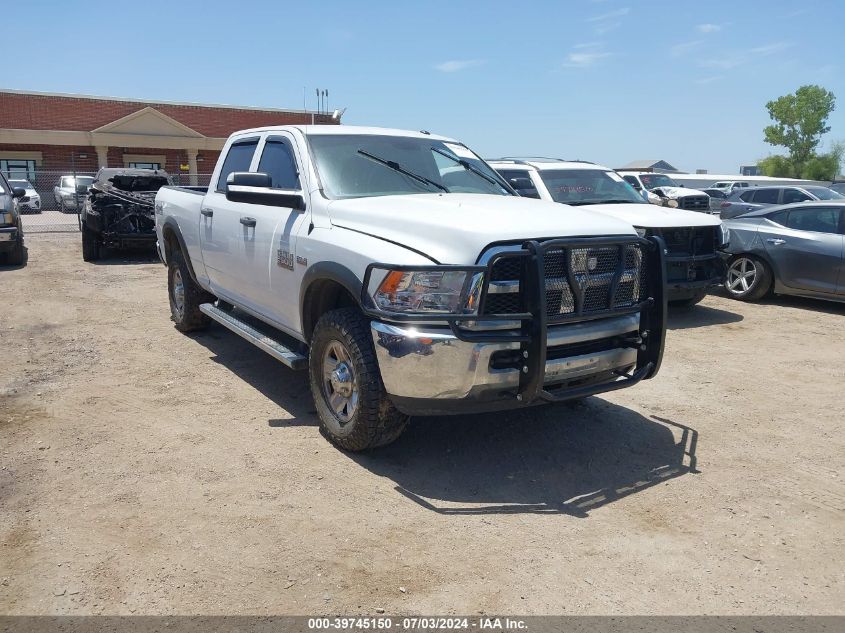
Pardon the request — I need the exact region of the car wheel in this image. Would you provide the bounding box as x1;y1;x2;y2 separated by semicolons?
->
168;249;213;332
725;255;772;301
669;289;708;308
6;237;25;266
309;307;409;451
81;225;100;262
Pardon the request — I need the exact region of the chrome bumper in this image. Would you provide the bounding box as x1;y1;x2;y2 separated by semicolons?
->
371;314;640;407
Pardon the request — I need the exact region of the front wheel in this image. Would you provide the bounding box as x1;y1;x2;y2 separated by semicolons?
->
725;255;772;301
6;238;25;266
309;308;409;451
81;225;100;261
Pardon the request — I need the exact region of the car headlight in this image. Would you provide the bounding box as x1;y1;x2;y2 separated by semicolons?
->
635;227;647;238
666;199;679;208
368;267;484;315
719;223;730;248
1;212;12;224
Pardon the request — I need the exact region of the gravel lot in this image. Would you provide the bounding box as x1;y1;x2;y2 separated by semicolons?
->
1;233;843;615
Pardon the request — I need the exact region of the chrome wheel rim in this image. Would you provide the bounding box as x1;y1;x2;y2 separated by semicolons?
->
321;340;358;426
727;257;757;295
172;269;185;319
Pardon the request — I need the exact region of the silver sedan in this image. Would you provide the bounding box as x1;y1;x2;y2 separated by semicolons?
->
721;201;845;302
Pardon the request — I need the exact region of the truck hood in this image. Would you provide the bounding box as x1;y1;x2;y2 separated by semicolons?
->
652;186;707;198
326;193;637;264
580;202;720;229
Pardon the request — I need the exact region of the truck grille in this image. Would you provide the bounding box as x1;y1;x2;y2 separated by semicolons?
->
482;242;648;320
654;226;717;257
679;196;709;211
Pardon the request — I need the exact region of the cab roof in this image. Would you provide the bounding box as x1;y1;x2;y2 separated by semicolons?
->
231;124;458;143
487;158;613;172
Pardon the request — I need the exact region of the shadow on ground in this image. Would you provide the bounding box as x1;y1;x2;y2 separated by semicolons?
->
195;321;699;518
667;302;743;330
91;248;160;266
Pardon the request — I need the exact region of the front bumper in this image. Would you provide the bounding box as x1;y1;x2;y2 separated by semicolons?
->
363;235;667;416
373;315;645;415
665;254;726;298
19;199;40;211
0;226;21;252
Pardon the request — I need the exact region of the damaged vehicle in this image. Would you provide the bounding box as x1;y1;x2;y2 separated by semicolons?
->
619;171;712;213
80;168;171;261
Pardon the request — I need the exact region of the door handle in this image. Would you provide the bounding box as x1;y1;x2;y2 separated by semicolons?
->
767;238;786;246
200;208;213;217
240;217;256;227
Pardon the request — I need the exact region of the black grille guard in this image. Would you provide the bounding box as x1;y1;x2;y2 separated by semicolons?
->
361;235;667;404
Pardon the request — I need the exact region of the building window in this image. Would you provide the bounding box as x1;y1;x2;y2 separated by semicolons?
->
1;159;36;180
128;162;161;170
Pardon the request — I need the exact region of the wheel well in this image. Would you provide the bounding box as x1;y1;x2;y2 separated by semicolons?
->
302;279;359;342
161;225;181;265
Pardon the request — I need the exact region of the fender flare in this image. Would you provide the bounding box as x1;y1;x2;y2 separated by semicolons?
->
299;262;364;338
160;218;200;284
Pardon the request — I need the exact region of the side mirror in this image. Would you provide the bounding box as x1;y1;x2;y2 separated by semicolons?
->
12;187;26;199
225;172;305;209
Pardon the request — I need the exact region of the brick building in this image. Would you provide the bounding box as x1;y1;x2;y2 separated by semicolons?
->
0;89;339;183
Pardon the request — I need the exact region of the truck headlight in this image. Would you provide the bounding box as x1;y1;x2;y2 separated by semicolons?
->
369;267;484;315
666;199;679;208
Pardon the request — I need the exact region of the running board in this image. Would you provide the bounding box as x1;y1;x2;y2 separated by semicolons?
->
199;303;307;370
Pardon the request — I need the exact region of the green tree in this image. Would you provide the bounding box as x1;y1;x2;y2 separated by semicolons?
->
764;85;836;176
757;155;794;178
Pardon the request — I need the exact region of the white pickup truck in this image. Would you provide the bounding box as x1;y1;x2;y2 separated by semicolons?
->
155;125;667;450
489;159;728;306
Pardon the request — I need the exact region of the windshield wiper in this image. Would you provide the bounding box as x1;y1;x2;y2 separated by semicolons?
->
568;199;639;206
357;150;448;193
430;146;507;191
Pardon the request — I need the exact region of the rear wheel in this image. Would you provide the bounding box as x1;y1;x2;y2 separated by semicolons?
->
81;225;100;262
725;255;772;301
669;289;708;308
168;249;213;332
309;308;409;451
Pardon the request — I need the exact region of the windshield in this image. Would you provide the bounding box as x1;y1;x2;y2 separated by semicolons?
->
9;180;32;189
308;134;513;200
639;174;679;190
538;169;644;205
61;176;94;188
807;186;845;200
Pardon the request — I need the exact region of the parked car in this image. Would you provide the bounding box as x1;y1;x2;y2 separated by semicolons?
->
0;173;26;265
489;158;727;306
719;185;844;219
618;171;711;212
8;179;41;214
155;125;667;450
710;180;750;194
702;188;728;212
721;201;845;303
80;168;171;261
54;175;94;212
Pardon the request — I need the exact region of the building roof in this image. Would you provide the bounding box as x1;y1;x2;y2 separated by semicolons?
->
616;159;680;173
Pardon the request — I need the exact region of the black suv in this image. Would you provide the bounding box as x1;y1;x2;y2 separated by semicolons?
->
0;173;26;266
80;168;171;261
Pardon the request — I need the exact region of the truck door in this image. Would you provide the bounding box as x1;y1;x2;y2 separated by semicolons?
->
199;137;260;306
237;133;310;331
763;206;844;295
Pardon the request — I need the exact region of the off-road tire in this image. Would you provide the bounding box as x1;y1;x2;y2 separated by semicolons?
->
669;289;708;308
81;225;100;262
309;307;409;451
725;255;772;302
168;248;213;332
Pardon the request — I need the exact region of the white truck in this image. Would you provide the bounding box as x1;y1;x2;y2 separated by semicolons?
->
618;171;712;213
489;159;729;306
155;126;667;450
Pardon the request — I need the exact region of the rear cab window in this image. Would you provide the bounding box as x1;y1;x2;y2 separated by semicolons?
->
216;137;260;192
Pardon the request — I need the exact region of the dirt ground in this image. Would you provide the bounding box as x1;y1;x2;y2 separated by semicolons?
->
1;233;843;616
